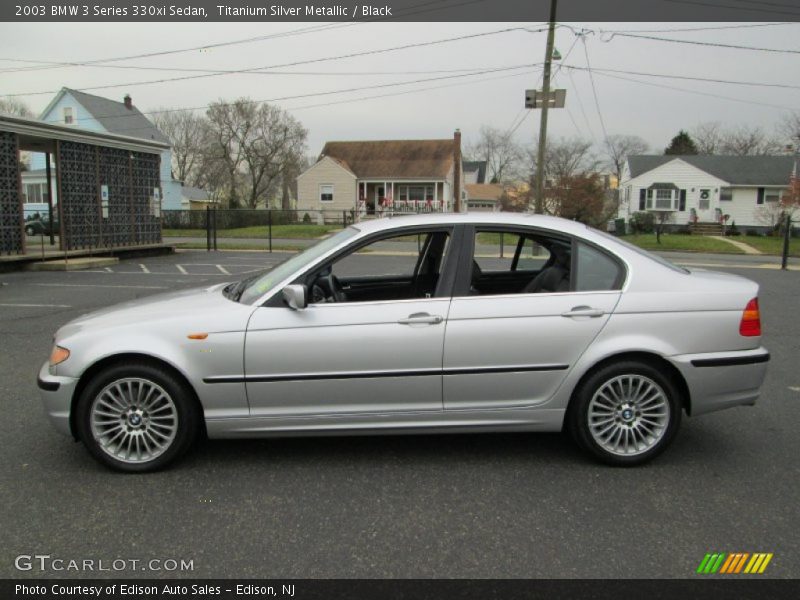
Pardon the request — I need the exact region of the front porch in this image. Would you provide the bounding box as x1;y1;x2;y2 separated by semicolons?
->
356;181;448;215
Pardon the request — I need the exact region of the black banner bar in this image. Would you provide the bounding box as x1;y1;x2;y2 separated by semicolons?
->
4;579;800;600
4;0;800;22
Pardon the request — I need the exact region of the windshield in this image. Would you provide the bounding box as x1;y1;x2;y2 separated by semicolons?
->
235;227;359;305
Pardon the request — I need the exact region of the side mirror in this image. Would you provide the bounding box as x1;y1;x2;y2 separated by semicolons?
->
282;284;308;311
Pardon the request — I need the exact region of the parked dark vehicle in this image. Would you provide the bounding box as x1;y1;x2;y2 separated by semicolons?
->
24;218;59;236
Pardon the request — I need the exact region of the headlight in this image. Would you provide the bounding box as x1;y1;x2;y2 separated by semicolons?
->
49;345;70;366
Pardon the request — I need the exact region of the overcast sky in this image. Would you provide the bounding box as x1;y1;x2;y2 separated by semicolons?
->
1;21;798;157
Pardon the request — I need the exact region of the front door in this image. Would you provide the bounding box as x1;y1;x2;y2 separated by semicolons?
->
443;226;623;410
697;188;715;221
244;227;457;417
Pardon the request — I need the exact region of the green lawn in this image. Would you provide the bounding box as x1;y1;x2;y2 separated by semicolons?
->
164;224;342;239
620;234;743;254
733;235;800;257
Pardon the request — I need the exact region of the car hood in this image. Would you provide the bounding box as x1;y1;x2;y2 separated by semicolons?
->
56;282;251;340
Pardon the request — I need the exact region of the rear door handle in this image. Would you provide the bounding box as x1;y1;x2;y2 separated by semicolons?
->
561;306;605;318
398;312;443;325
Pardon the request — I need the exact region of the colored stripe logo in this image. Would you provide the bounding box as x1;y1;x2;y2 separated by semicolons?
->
696;552;773;574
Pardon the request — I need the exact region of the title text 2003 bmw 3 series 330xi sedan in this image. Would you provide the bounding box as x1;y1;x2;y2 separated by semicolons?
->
37;214;770;471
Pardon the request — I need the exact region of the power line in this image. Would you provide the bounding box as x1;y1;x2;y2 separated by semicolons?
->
0;23;356;74
598;22;797;34
286;67;539;112
580;36;610;147
3;27;542;98
611;31;800;53
587;68;798;112
565;67;597;143
37;64;542;135
562;64;800;91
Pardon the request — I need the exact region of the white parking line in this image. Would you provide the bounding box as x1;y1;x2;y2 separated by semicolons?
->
105;267;113;272
0;303;72;308
216;264;231;275
790;386;800;393
139;263;150;274
176;264;188;274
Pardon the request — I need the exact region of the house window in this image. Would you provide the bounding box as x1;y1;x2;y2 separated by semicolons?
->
319;184;334;203
764;189;781;203
720;187;733;201
63;107;74;125
397;185;434;202
23;183;47;204
655;189;673;210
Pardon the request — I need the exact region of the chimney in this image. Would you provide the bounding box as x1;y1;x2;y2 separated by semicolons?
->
123;94;132;110
453;129;462;213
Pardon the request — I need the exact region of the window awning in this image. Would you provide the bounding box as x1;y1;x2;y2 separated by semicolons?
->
648;182;679;191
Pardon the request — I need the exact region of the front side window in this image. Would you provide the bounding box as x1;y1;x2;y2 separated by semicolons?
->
720;187;733;201
655;189;673;210
63;107;74;124
319;184;334;202
307;228;452;304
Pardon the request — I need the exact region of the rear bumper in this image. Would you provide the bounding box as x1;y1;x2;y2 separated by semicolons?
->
668;347;769;416
37;361;78;437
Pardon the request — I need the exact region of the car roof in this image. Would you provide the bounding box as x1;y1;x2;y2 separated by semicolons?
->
351;213;593;237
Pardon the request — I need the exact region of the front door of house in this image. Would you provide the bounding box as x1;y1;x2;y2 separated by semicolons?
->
697;188;715;222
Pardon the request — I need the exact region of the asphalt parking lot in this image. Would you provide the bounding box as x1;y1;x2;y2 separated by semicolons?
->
0;249;798;579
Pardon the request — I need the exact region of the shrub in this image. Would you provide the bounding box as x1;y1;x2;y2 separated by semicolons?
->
727;221;741;237
629;211;655;234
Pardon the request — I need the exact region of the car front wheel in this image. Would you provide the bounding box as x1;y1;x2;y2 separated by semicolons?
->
75;363;200;472
569;361;682;466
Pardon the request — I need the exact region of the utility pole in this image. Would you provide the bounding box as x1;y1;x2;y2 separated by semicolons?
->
534;0;558;214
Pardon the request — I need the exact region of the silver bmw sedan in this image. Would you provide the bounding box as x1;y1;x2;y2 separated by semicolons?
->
38;213;769;471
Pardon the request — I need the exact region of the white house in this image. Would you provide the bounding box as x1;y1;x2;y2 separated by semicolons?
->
618;155;796;230
24;88;182;218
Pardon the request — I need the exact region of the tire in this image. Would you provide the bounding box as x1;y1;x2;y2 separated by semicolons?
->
75;362;200;472
568;360;682;466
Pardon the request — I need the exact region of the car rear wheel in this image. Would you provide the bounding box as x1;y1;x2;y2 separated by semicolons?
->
75;363;200;472
568;361;682;466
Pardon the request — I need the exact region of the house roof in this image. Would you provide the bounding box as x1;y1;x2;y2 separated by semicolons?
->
319;139;456;179
42;88;170;145
181;185;210;202
466;183;504;201
628;154;795;186
463;160;487;183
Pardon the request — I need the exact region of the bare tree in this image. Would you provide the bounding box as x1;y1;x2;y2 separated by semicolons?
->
650;210;675;244
151;109;208;186
781;112;800;151
604;134;649;184
205;98;307;209
692;122;725;154
0;98;34;118
525;137;600;215
720;125;782;156
465;125;525;184
693;122;783;156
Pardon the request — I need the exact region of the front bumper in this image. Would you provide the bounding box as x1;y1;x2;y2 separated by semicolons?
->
37;361;78;437
668;347;770;416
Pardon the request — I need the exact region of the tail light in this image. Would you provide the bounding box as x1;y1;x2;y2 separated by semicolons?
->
739;298;761;337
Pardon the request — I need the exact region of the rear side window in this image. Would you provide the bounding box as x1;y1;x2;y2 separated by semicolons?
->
575;242;623;291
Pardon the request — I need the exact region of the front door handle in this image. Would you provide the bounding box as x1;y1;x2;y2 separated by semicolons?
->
561;306;605;318
398;312;443;325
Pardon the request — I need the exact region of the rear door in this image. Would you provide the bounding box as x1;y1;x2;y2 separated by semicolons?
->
443;225;624;410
